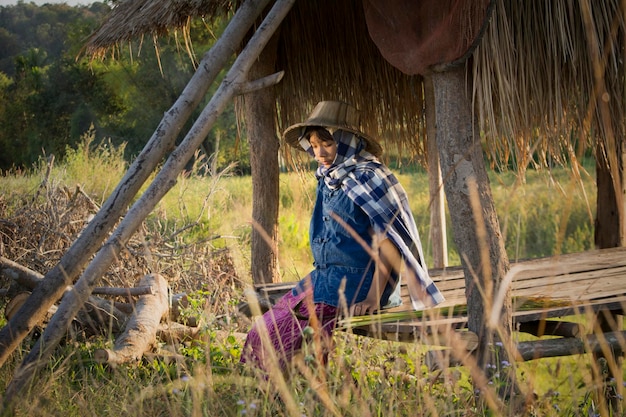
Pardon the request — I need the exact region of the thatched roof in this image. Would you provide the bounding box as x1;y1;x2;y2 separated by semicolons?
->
274;0;427;164
84;0;235;51
85;0;626;171
474;0;625;171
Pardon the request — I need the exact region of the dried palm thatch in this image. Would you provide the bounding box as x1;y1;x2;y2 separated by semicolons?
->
473;0;626;172
84;0;626;172
84;0;236;55
274;0;426;167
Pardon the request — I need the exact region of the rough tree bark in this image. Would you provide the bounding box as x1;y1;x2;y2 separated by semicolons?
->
0;0;274;370
244;30;281;284
595;137;626;248
1;0;296;407
431;65;513;391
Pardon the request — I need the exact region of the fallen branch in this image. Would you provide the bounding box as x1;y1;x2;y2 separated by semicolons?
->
5;293;56;322
94;274;170;365
1;255;153;299
0;257;129;334
92;286;155;298
157;322;201;344
0;256;48;290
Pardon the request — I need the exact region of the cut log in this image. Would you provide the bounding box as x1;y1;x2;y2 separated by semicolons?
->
94;274;170;365
5;292;57;322
112;292;195;323
5;293;35;321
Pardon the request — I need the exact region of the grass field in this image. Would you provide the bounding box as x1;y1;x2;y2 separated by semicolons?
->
0;136;622;416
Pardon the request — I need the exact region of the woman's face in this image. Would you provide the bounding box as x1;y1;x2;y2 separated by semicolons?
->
309;131;337;168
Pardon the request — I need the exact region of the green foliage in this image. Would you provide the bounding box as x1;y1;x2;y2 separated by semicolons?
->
0;3;246;174
491;168;596;261
60;127;127;200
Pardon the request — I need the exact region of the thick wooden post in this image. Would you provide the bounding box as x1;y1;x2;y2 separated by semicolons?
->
244;30;281;284
424;75;448;268
432;65;514;400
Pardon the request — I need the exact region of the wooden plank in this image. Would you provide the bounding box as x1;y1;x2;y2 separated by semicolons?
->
511;267;626;292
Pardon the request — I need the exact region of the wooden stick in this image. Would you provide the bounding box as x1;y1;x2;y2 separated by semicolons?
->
92;286;154;297
235;71;284;95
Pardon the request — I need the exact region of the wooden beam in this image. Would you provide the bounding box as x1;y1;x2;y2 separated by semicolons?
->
515;330;626;361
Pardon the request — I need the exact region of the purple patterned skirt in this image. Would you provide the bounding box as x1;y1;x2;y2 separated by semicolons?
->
240;288;339;374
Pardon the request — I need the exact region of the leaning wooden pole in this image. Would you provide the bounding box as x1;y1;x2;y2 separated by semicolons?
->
2;0;295;406
0;0;273;370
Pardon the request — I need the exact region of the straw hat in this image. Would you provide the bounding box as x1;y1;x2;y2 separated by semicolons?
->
283;101;382;157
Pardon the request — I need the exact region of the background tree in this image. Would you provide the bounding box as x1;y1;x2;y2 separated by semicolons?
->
0;3;245;173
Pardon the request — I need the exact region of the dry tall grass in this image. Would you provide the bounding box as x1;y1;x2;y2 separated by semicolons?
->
0;136;622;416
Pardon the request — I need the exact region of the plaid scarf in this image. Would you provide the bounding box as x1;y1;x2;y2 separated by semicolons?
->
299;130;444;309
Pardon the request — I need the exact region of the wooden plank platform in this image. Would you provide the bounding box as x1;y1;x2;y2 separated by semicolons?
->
251;247;626;355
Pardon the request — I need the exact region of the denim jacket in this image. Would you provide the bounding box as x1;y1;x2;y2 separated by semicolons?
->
293;180;397;308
